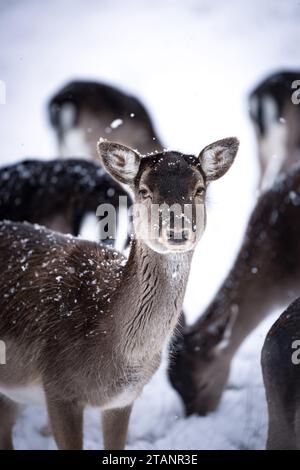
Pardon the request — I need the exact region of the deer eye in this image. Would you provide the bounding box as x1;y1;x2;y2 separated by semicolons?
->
195;187;205;197
139;187;151;199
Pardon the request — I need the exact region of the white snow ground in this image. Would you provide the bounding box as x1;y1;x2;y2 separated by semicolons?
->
0;0;300;450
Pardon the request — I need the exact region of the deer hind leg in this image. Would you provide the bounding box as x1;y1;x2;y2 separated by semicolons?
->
46;395;83;450
102;405;133;450
0;394;18;449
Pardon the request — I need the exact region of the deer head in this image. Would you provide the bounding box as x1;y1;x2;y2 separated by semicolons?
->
97;137;239;254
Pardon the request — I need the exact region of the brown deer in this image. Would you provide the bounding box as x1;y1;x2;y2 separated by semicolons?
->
0;157;129;245
261;297;300;449
0;137;238;449
249;70;300;191
169;162;300;416
48;81;163;159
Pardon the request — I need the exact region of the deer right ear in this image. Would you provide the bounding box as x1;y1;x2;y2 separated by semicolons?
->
97;139;141;185
199;137;239;182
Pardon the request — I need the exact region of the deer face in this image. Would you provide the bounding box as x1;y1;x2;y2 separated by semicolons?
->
169;308;238;415
98;137;239;254
133;152;206;253
169;328;232;415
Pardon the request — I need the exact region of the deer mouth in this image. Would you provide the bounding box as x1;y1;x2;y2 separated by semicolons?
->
163;239;195;253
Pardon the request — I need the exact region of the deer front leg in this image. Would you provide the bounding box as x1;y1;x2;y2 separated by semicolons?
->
0;394;18;449
46;395;83;450
102;405;132;450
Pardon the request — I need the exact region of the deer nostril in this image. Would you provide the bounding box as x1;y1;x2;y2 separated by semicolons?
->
168;230;175;240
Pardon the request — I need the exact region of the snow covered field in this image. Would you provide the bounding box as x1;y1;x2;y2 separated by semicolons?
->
0;0;300;450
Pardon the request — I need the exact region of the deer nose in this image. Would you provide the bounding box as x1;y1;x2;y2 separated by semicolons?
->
167;229;190;243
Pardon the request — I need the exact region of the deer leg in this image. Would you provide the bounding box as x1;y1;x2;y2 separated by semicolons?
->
46;396;83;450
0;394;18;450
102;405;132;450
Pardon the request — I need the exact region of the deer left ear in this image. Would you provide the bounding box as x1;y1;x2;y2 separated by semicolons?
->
97;139;141;185
199;137;239;181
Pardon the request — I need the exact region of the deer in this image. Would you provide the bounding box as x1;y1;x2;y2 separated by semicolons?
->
169;162;300;416
0;157;129;246
48;80;163;159
261;297;300;450
249;70;300;192
0;137;238;450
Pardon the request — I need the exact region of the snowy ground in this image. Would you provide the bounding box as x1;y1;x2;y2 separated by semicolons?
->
0;0;300;450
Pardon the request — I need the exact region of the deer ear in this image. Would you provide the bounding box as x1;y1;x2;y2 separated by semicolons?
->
189;306;238;357
199;137;239;181
97;139;141;185
211;307;238;355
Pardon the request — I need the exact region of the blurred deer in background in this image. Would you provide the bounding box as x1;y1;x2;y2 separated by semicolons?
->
0;137;238;450
249;70;300;191
262;297;300;449
169;163;300;415
0;158;129;247
48;81;163;159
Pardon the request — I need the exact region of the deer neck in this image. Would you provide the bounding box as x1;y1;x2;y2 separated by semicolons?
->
119;239;193;359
